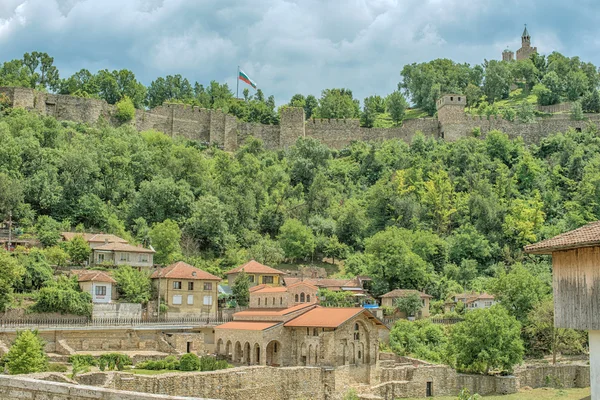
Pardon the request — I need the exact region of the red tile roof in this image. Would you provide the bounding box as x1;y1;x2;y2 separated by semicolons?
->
249;284;269;293
453;292;495;303
62;232;128;244
215;321;280;331
94;242;155;253
524;220;600;254
284;306;366;328
233;303;315;318
380;289;432;299
287;281;319;291
151;261;221;281
225;260;285;275
252;286;289;294
76;271;116;284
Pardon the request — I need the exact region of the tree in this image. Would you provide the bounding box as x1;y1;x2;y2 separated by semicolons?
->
386;91;407;125
247;236;285;266
361;95;384;128
318;288;354;307
232;270;250;307
67;235;91;265
113;265;152;304
4;330;48;374
570;101;585;121
582;90;600;113
129;177;194;225
23;52;60;91
482;60;512;103
448;306;524;374
525;298;585;364
115;96;136;122
277;219;316;261
323;235;348;265
16;249;53;292
0;250;25;312
0;173;24;218
32;276;92;316
44;246;69;269
149;219;182;265
565;70;589;101
316;88;360;119
389;319;447;362
184;196;230;254
490;264;549;322
35;216;62;248
516;100;536;123
394;293;423;318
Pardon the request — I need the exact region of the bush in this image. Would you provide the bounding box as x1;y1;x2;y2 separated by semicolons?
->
98;353;132;371
570;101;585;121
115;96;136;122
32;282;92;316
47;363;68;372
69;354;97;367
390;319;448;363
179;353;201;371
4;330;48;374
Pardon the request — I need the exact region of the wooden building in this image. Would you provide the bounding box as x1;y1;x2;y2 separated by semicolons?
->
525;220;600;398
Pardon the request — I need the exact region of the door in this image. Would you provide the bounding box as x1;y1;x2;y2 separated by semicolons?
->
426;382;433;397
187;342;192;353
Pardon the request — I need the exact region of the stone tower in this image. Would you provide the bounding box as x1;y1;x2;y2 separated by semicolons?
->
436;94;467;141
502;47;514;62
516;24;537;61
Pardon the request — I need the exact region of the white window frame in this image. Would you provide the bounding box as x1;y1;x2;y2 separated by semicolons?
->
203;295;213;306
172;295;182;305
95;285;107;296
187;295;194;305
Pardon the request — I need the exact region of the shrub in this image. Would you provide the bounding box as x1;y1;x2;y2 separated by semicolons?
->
98;353;132;371
179;353;201;371
4;330;48;374
47;363;68;372
69;354;97;367
570;101;585;121
115;96;136;122
32;282;92;316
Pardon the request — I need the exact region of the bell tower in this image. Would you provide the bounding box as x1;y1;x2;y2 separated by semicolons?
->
516;24;537;61
521;24;531;47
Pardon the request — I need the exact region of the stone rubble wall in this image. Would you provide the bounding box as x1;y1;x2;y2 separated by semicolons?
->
92;303;142;320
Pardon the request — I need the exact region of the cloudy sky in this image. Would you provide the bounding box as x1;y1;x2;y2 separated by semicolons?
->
1;0;599;104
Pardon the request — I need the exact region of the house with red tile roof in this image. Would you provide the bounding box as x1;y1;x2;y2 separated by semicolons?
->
444;292;496;313
248;281;318;309
225;260;285;287
73;270;117;303
151;261;221;317
61;232;155;268
380;289;432;319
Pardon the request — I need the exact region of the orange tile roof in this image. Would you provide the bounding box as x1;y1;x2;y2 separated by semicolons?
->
381;289;432;299
151;261;221;281
76;271;116;284
249;284;269;293
524;220;600;254
454;292;495;303
62;232;128;244
284;306;366;328
214;321;280;331
252;286;289;294
94;242;155;253
233;303;315;318
286;281;319;291
225;260;285;275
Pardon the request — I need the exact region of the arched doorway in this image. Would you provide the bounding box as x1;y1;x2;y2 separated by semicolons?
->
308;344;313;366
350;342;356;364
300;342;307;366
266;340;282;366
225;340;232;361
253;343;261;365
234;341;243;363
216;339;223;355
243;342;251;365
314;345;319;365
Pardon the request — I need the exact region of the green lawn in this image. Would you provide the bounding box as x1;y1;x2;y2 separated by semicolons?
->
405;388;590;400
373;109;430;128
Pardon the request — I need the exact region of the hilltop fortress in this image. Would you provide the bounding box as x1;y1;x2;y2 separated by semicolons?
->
1;86;596;151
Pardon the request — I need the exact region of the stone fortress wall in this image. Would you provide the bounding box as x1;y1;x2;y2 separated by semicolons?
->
1;86;597;152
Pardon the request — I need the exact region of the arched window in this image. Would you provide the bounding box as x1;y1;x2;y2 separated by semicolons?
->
300;292;305;302
313;328;318;336
354;323;359;331
295;294;299;302
258;298;261;306
358;351;362;359
306;294;310;302
280;297;283;305
273;297;275;305
450;96;454;101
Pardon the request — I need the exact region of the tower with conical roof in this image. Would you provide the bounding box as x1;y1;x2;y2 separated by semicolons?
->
516;24;537;61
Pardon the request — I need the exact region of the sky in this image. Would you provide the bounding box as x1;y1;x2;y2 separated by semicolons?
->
1;0;599;105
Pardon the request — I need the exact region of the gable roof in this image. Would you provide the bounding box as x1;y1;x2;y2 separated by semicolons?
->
283;306;385;328
287;281;319;291
76;270;116;284
249;284;269;293
94;242;155;253
524;220;600;254
381;289;432;299
62;232;128;244
215;321;280;331
453;292;495;303
151;261;221;281
233;303;315;318
225;260;285;275
252;286;289;294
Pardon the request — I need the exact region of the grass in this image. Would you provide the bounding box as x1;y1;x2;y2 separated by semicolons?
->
373;109;431;128
404;388;590;400
126;369;177;375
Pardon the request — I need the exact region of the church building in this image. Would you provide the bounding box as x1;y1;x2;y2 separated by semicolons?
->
502;25;537;61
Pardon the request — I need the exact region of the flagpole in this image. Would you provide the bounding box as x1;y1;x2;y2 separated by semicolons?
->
236;65;239;99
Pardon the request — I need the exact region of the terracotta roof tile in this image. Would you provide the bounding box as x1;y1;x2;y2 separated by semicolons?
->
76;271;116;283
233;303;316;318
524;220;600;254
380;289;432;299
94;242;155;253
215;321;280;331
252;286;289;294
284;306;366;328
286;281;319;291
249;284;269;293
225;260;285;275
151;262;221;281
62;232;128;244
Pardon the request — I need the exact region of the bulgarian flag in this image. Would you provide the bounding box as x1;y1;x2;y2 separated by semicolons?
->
238;69;257;89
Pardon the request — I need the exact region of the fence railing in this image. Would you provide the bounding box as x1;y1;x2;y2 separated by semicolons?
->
0;315;233;328
382;317;463;327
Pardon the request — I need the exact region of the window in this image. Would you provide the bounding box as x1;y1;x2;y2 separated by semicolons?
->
313;328;318;336
258;298;261;306
272;297;275;305
306;328;310;336
173;281;182;290
295;294;299;302
354;332;360;340
485;301;492;307
307;295;310;302
97;254;104;263
300;293;305;302
262;276;274;284
203;296;213;306
187;295;194;305
354;323;359;331
95;286;107;296
274;343;278;352
358;351;361;359
172;295;182;305
248;275;255;283
450;96;454;101
139;254;148;263
204;282;213;291
280;297;283;305
458;97;461;102
120;253;129;261
188;282;194;291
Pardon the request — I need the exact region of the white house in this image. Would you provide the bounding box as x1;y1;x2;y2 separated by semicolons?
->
76;271;117;303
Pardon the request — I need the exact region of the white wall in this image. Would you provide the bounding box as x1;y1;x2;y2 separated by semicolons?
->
591;330;600;400
91;282;112;303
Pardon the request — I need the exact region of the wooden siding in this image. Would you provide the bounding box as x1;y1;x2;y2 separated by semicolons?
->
553;247;600;330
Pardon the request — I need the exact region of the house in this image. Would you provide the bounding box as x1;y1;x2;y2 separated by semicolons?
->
61;232;155;268
151;261;221;317
284;276;373;306
215;283;387;367
225;260;285;287
444;292;496;312
380;289;432;319
524;220;600;398
248;281;319;309
74;270;117;303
